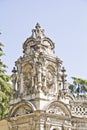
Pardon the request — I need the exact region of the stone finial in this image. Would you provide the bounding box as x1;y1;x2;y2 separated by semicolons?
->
12;67;17;73
61;67;67;90
32;23;45;38
35;22;41;29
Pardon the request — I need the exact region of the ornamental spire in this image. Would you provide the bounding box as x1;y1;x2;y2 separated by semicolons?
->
32;22;45;38
35;22;41;29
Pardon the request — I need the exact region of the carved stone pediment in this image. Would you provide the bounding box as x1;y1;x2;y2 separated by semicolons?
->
9;101;35;117
46;101;71;117
47;106;65;116
13;105;33;117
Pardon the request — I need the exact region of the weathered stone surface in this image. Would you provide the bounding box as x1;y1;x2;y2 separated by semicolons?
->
0;23;87;130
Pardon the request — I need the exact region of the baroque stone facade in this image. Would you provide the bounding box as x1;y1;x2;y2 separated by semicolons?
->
7;23;87;130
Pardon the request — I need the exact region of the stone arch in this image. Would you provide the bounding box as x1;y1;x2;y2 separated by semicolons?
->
65;93;75;102
9;100;36;117
23;37;36;50
43;37;55;50
45;101;71;117
23;37;36;55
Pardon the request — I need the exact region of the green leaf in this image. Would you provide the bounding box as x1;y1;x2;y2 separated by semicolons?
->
69;77;87;97
0;39;12;119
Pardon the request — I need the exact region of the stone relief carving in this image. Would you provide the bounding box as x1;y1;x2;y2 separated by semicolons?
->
23;62;36;95
11;23;61;98
47;106;65;116
12;106;33;117
12;53;58;97
46;70;54;88
42;64;56;95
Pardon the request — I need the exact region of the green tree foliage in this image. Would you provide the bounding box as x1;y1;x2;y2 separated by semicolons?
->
0;40;12;119
69;77;87;97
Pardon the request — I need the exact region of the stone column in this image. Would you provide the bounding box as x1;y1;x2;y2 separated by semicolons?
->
20;73;24;94
42;66;46;87
12;73;17;91
43;76;46;87
40;124;45;130
37;64;42;89
32;76;34;87
55;76;57;94
36;123;40;130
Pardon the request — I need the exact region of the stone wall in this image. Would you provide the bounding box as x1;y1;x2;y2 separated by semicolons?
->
0;120;9;130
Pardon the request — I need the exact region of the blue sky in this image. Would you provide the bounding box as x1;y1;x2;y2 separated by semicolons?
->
0;0;87;82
